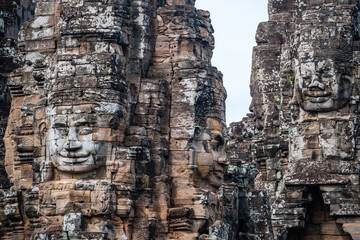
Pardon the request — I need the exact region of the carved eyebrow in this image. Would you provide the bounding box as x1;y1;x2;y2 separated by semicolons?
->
52;117;67;128
53;122;67;128
73;118;89;127
79;127;93;135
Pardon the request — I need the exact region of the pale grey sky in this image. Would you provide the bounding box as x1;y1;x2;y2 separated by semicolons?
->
195;0;269;124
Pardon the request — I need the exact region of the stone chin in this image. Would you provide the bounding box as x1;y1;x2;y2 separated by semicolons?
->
296;75;352;112
255;117;264;130
52;155;98;173
302;98;335;112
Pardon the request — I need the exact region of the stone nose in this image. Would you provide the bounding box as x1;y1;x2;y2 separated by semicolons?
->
249;98;254;112
64;127;82;151
309;80;325;90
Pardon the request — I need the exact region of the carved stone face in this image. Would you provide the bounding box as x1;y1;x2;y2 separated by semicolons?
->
46;103;122;174
249;96;264;130
193;118;227;189
295;59;352;112
48;116;97;173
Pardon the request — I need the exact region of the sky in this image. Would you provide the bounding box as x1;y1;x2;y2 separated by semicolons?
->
195;0;269;124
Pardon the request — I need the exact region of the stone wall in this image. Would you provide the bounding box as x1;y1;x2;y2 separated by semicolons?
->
0;0;229;239
0;0;33;191
227;0;360;239
3;0;360;239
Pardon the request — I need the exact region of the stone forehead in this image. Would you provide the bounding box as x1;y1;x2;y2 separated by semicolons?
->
47;88;127;106
299;58;352;75
50;114;97;125
46;102;123;116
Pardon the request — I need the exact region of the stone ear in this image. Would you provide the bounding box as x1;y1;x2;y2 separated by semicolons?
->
39;122;47;145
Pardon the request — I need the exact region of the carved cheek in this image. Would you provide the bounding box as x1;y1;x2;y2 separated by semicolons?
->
50;139;65;166
302;76;313;89
332;84;339;96
56;138;66;153
79;135;96;154
48;129;60;154
297;77;304;92
323;77;333;88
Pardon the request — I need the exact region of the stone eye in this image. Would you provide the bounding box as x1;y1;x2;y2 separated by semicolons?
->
79;128;92;135
54;128;68;136
53;122;67;128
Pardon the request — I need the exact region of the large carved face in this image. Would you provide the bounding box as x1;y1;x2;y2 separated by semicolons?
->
295;59;352;112
249;95;264;130
47;103;122;174
193;118;227;189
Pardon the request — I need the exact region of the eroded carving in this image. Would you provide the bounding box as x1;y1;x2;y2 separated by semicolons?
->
0;0;229;239
228;0;360;239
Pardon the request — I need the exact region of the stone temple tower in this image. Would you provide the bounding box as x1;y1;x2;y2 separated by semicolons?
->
4;0;360;239
228;0;360;239
0;0;228;239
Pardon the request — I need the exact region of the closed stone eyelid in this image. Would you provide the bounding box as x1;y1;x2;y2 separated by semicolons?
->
53;128;68;135
75;121;90;127
78;128;92;135
52;123;67;128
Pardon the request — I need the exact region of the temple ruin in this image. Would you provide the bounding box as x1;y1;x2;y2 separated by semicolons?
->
1;0;360;239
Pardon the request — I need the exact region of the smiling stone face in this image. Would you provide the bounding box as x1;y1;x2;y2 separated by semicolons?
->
295;59;352;112
46;103;122;176
48;113;97;173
